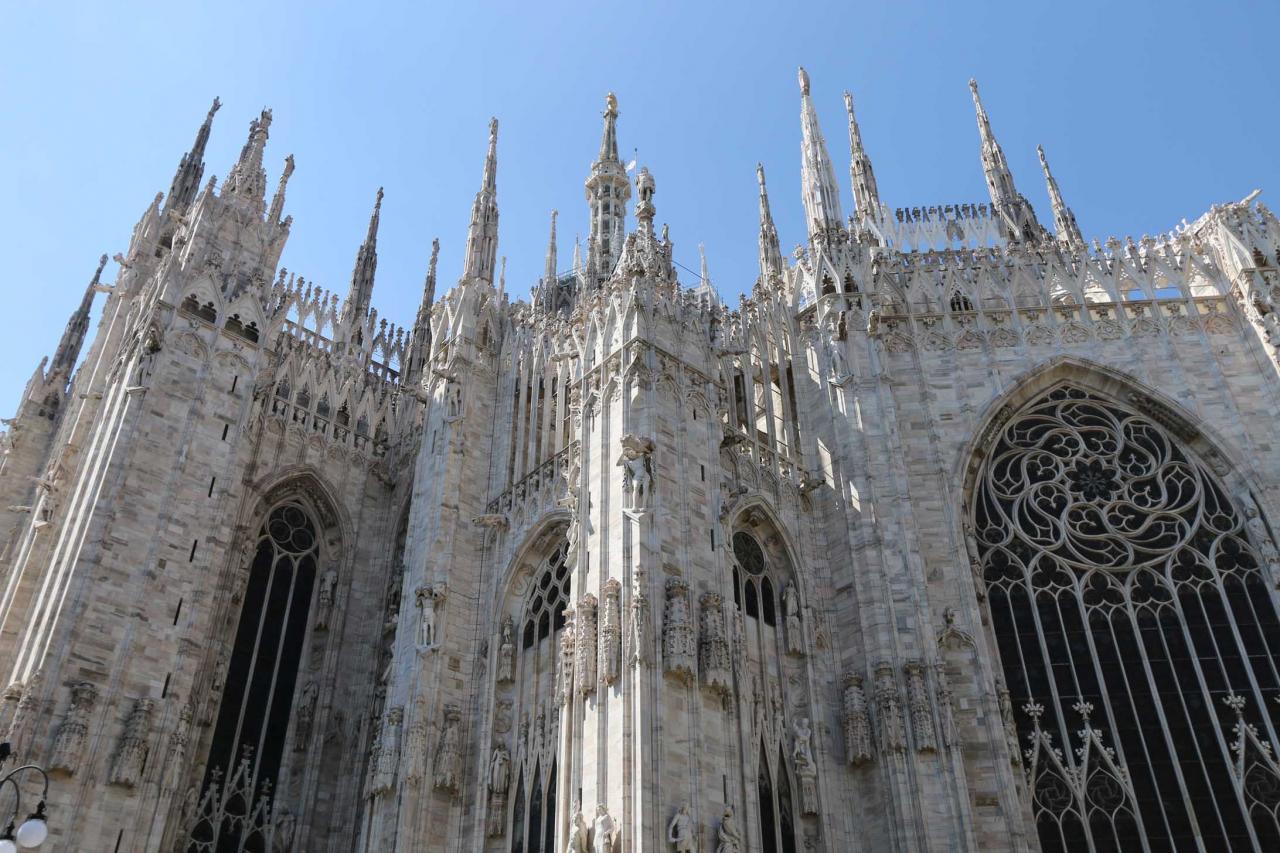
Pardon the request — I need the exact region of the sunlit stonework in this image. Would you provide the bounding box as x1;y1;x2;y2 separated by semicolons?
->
2;68;1280;851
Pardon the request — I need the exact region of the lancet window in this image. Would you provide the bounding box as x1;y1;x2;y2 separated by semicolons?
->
973;385;1280;851
196;502;320;852
505;540;570;853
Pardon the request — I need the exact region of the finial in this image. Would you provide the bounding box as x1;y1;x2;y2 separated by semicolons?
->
756;162;766;189
94;253;109;281
488;117;498;142
798;66;811;96
605;92;618;115
1037;144;1048;168
499;256;507;296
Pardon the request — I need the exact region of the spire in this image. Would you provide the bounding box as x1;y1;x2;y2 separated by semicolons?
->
462;119;500;284
343;187;383;325
843;90;881;224
223;108;273;211
634;167;656;235
50;254;107;382
498;256;507;298
166;97;221;215
585;93;631;285
267;154;295;226
968;79;1041;243
756;163;784;281
1038;145;1084;250
572;235;583;276
797;67;844;242
406;238;440;385
700;244;710;286
543;210;559;286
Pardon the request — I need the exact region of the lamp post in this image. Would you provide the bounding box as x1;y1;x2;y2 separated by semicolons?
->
0;743;50;850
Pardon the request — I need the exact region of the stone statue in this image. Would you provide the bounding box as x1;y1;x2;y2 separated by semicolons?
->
433;705;462;792
782;583;803;656
592;803;617;853
486;744;510;837
716;806;741;853
416;584;444;648
567;802;588;853
618;434;655;510
629;568;652;668
497;617;516;683
793;716;819;815
668;804;696;852
315;568;337;630
294;680;318;750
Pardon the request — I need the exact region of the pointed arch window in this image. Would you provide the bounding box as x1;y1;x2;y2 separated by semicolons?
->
198;502;319;852
974;385;1280;851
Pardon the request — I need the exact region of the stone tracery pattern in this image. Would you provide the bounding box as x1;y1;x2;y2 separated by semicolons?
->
976;385;1280;850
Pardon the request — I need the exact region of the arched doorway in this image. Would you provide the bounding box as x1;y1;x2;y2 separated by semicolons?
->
972;383;1280;850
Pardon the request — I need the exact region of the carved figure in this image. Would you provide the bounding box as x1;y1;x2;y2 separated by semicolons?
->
668;804;696;852
698;593;732;695
294;680;319;750
874;662;905;753
577;594;598;695
486;744;510;837
434;705;462;791
904;661;937;752
782;582;803;656
592;803;617;853
618;434;655;510
497;617;516;683
716;806;741;853
793;717;819;815
416;584;445;648
629;568;652;668
567;802;589;853
315;568;337;630
559;609;577;704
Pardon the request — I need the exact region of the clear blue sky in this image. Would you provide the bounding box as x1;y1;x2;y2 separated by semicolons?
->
3;1;1277;411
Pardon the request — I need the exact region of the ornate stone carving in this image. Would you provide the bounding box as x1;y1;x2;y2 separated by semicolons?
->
109;697;155;787
618;434;654;510
936;607;976;649
667;804;695;852
662;577;695;683
161;701;194;796
934;663;957;749
314;568;337;630
577;593;598;695
599;579;621;686
698;592;732;696
485;743;510;837
716;805;742;853
591;803;617;853
793;716;819;815
873;662;905;754
496;616;516;684
294;680;318;751
559;608;576;705
402;702;427;787
49;681;97;775
433;704;462;792
841;672;873;766
996;676;1020;766
904;661;937;753
629;567;652;668
7;672;42;758
782;582;804;656
415;584;445;648
373;706;403;794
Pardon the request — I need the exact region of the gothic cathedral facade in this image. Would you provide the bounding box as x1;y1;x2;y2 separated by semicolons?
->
4;68;1280;852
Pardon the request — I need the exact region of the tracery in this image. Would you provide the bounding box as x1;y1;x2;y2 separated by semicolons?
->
973;385;1280;851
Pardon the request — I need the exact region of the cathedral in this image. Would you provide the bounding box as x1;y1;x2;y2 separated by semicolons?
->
3;66;1280;852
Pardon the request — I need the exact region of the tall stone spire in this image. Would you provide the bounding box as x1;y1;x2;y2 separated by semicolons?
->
462;119;500;284
968;79;1041;243
222;108;273;210
543;210;559;286
843;90;881;224
406;238;440;386
165;97;221;215
267;154;295;226
342;187;383;326
797;67;844;242
584;93;631;285
49;254;107;382
1038;145;1084;250
756;163;784;281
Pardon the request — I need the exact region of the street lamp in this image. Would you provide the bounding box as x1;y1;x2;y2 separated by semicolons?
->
0;743;51;850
